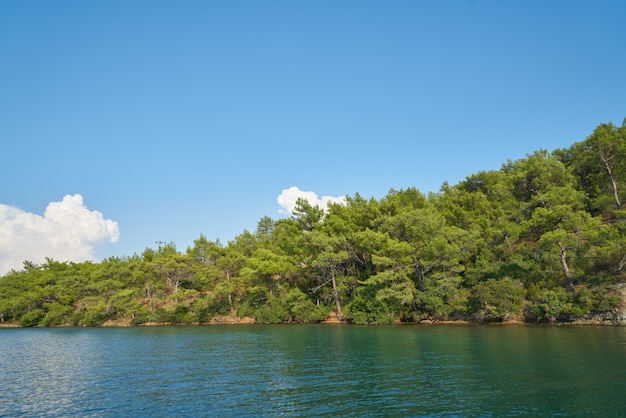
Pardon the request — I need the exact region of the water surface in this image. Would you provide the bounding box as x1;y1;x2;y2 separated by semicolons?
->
1;325;624;417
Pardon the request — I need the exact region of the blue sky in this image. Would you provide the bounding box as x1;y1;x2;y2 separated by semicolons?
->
1;0;625;272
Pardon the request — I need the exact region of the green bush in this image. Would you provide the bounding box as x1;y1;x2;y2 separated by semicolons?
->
470;278;524;321
19;309;44;327
130;306;158;326
528;287;573;321
189;298;211;323
254;297;290;323
571;288;594;314
41;302;73;326
590;286;622;312
168;303;194;323
286;288;328;323
347;295;397;324
414;276;465;318
82;303;107;326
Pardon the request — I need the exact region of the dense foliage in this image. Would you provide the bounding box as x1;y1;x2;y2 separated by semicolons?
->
2;120;626;326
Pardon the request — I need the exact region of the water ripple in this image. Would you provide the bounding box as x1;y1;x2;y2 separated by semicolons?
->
1;325;625;417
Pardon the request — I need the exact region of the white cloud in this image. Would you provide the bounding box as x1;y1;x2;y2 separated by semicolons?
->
277;186;346;215
0;194;119;274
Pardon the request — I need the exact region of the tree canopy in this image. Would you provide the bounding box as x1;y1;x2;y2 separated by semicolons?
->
2;119;625;326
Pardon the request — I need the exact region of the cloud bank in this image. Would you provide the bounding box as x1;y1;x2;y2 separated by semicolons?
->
277;186;346;215
0;194;119;274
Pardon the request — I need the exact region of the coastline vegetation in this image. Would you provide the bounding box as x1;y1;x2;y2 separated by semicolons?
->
2;119;626;327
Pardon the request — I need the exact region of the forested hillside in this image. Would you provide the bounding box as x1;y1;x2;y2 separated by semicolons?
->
2;120;626;326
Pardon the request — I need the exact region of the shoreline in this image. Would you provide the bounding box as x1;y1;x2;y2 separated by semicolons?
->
2;316;625;328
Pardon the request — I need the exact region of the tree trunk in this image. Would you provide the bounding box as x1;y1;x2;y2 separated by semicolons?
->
145;280;153;311
558;243;575;291
228;294;234;315
601;155;622;210
330;266;342;318
225;270;234;314
415;264;425;292
173;279;180;303
617;254;626;273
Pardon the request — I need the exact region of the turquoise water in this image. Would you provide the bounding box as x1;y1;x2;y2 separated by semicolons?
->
1;325;625;417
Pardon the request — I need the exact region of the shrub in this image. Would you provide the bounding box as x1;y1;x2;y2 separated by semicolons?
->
82;302;108;326
347;295;397;324
286;288;328;323
41;302;73;326
130;306;157;326
168;303;194;323
254;297;290;323
470;278;524;321
528;287;573;321
19;309;44;327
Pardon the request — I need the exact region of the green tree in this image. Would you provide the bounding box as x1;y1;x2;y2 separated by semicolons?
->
568;122;626;211
527;186;602;291
302;231;351;319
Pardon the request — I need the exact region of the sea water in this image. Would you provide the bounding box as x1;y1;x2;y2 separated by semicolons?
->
1;325;624;417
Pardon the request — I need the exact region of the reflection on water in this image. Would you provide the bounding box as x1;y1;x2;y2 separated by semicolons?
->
1;325;625;417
